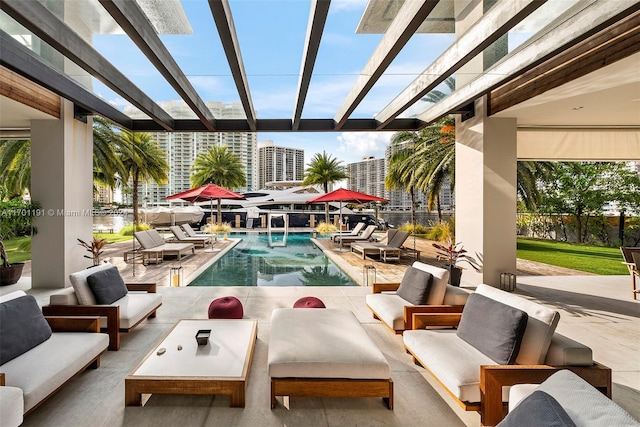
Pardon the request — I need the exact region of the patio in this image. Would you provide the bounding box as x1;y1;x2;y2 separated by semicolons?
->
3;235;639;426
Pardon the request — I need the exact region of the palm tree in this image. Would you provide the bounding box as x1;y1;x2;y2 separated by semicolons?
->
421;76;456;104
0;139;30;199
190;145;247;224
118;131;169;225
385;131;420;227
0;119;123;199
302;152;348;222
92;117;124;192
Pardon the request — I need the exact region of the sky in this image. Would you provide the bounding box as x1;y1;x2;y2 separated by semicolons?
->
90;0;456;165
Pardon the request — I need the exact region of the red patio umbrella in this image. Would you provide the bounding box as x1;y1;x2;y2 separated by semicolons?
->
165;184;244;226
307;188;388;228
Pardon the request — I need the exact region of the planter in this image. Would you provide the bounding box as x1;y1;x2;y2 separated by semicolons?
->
0;263;24;286
448;265;463;287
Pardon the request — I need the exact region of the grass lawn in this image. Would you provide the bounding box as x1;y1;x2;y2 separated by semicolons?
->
517;237;627;275
1;236;31;264
2;233;132;264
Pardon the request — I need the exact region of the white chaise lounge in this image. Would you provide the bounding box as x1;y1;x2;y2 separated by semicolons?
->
268;308;393;409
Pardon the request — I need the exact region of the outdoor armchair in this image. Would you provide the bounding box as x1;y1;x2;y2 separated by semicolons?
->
402;284;611;426
365;261;470;333
42;263;162;350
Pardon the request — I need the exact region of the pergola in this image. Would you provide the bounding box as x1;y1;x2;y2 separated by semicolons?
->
1;0;639;288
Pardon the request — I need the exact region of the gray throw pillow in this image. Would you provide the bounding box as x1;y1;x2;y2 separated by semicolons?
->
87;267;128;305
497;390;576;427
0;295;53;365
396;266;433;305
456;293;528;365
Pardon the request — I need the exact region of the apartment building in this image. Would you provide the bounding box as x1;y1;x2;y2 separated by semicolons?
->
125;101;257;204
257;140;304;189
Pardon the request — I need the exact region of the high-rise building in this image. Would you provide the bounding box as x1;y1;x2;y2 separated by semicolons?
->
124;101;257;204
346;156;387;200
257;140;304;189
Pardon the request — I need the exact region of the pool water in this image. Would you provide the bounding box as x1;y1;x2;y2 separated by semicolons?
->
188;233;357;286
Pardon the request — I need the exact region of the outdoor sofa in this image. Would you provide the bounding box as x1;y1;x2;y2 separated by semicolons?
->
497;369;639;426
0;291;109;421
42;263;162;350
403;283;612;426
366;261;471;333
134;229;195;264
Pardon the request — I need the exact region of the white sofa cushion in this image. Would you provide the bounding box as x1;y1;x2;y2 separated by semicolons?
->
1;332;108;413
443;285;471;305
412;262;450;305
0;385;23;427
69;262;114;305
366;292;412;331
0;291;27;303
403;329;508;403
113;292;162;329
517;370;640;427
268;308;390;380
544;333;593;366
49;287;79;305
476;284;560;365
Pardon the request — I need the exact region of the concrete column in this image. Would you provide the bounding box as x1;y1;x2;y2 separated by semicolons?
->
455;96;517;286
30;99;94;288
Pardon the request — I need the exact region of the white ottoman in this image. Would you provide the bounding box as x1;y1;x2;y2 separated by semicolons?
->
268;308;393;409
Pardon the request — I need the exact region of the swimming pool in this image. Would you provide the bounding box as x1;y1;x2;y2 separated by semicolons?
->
188;233;357;286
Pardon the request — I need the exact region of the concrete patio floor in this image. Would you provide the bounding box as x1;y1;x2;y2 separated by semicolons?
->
3;234;639;426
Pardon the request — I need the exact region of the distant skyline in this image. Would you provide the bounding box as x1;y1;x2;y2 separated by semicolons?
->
89;0;454;165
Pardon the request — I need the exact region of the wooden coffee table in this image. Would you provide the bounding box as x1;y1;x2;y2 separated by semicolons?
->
125;319;257;407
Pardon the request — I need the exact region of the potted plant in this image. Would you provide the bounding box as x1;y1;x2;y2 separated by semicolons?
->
0;239;24;286
77;237;107;266
432;240;481;286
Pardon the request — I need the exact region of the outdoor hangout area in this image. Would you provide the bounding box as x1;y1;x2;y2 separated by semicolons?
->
1;0;640;426
1;229;639;427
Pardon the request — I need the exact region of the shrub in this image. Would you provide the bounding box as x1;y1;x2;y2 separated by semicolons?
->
206;222;232;234
316;222;337;235
120;223;150;236
425;220;453;242
398;222;429;235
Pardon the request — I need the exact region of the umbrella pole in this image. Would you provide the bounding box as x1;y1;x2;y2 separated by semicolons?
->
333;200;349;252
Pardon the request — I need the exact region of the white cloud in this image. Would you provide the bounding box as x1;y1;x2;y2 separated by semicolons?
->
330;0;368;12
335;132;393;163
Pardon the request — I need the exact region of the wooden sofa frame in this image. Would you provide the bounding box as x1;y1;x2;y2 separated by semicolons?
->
0;316;106;416
271;378;393;409
406;312;612;427
368;281;465;333
42;283;160;351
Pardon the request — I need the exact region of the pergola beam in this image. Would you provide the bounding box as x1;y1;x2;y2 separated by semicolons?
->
292;0;331;131
0;31;132;129
0;0;175;131
130;118;423;132
333;0;440;130
208;0;257;131
99;0;217;131
417;0;640;126
375;0;547;129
